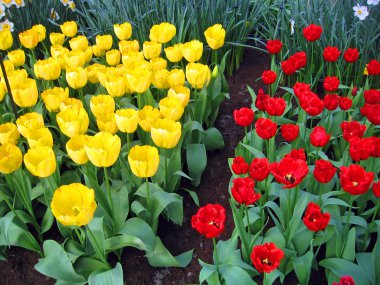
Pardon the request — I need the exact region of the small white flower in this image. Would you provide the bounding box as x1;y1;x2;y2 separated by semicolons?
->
367;0;380;5
1;0;15;8
0;4;5;19
60;0;70;6
49;8;60;21
14;0;25;8
290;19;295;35
68;0;75;11
0;19;14;32
353;5;369;20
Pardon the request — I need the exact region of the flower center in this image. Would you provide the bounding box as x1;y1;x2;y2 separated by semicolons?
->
358;10;362;15
285;174;295;183
261;258;272;265
208;221;220;228
72;206;81;216
352;181;358;187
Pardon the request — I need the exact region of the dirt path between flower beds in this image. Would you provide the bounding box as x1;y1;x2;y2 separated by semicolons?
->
0;49;268;285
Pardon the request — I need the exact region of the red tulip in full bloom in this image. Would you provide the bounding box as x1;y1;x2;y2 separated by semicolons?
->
281;58;297;75
361;103;380;125
340;164;374;196
314;159;336;183
340;121;366;142
373;181;380;198
303;202;330;232
363;89;380;104
367;59;380;75
310;126;330;147
255;89;269;111
231;177;261;205
250;242;284;273
265;97;286;116
343;48;359;63
323;94;339;111
323;76;340;92
291;51;307;69
303;24;323;42
281;124;299;142
323;46;341;62
249;157;271;181
271;156;309;189
338;97;352;111
231;156;249;175
349;137;374;162
191;204;226;238
266;39;283;54
333;276;355;285
293;82;311;98
233;107;254;127
262;70;277;85
299;91;325;116
255;118;277;140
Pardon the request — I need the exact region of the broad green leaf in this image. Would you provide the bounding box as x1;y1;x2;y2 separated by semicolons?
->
88;263;123;285
241;143;265;158
186;144;207;187
294;251;313;285
203;127;225;150
356;253;375;284
341;227;356;261
220;265;257;285
74;257;109;280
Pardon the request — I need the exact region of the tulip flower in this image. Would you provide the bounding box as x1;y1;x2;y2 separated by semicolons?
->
106;49;121;66
96;34;113;51
12;78;39;107
114;22;132;41
150;57;167;71
186;62;211;89
60;98;83;112
57;106;89;138
303;202;330;231
64;50;86;68
66;67;87;89
119;39;139;54
182;40;203;62
152;69;169;89
151;118;181;149
34;58;61;80
104;75;126;97
231;177;261;205
143;41;162;59
128;145;159;178
204;24;226;50
167;68;185;87
0;29;13;50
19;29;39;49
0;143;23;174
66;135;89;165
0;123;20;145
115;108;139;133
69;35;89;51
159;97;184;121
90;94;115;119
249;158;271;181
191;204;226;238
250;243;284;273
41;87;69;112
125;69;152;94
26;127;54;148
24;146;56;178
16;112;44;138
149;22;176;43
96;113;118;135
167;86;190;107
7;50;25;66
60;21;77;37
231;156;249;175
164;44;183;63
49;32;65;46
31;24;46;42
271;156;309;189
138;105;161;132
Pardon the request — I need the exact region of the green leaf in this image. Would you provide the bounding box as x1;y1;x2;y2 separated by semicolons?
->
181;188;199;206
74;257;109;280
294;251;313;285
241;143;265;158
172;170;193;181
112;186;129;233
88;263;123;285
220;265;257;285
105;234;148;252
35;240;86;284
341;227;356;261
203;127;225;150
41;208;54;234
186;144;207;187
119;217;156;252
356;253;375;284
87;217;106;262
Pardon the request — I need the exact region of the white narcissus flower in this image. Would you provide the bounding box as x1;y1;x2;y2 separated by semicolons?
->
353;5;369;20
367;0;380;5
0;5;5;19
0;19;14;32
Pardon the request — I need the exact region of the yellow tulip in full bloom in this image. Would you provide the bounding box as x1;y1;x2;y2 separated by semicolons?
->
204;24;226;50
125;69;152;93
51;183;97;227
114;22;132;41
128;145;160;178
96;113;118;134
150;57;167;71
66;135;89;165
59;98;83;112
106;49;121;66
0;29;13;50
24;146;56;178
84;132;121;168
159;97;184;121
96;34;113;51
49;33;65;46
167;68;185;87
0;123;20;145
60;21;78;38
12;78;39;107
16;112;44;138
34;58;61;80
164;44;183;63
57;106;89;138
69;35;89;51
167;85;190;107
185;62;211;89
26;127;54;148
90;94;115;119
19;29;39;49
66;67;87;89
0;143;22;174
8;50;25;66
31;24;46;42
152;69;169;89
41;87;69;112
182;40;203;62
151;118;182;149
115;108;138;133
119;40;139;54
149;22;176;44
143;41;162;60
138;105;161;132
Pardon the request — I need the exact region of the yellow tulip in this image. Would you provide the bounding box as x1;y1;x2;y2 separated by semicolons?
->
19;29;39;49
31;24;46;42
125;69;152;93
59;98;83;112
121;50;144;67
0;83;5;102
16;112;44;138
152;69;169;89
128;145;159;178
50;45;69;59
60;21;77;38
159;97;184;121
182;40;203;62
6;69;27;90
83;46;93;63
12;78;39;107
96;34;113;51
49;33;65;46
119;40;139;54
66;135;89;165
0;29;13;50
41;87;69;112
96;113;118;134
149;22;176;44
27;127;53;148
34;58;61;80
51;183;97;227
104;75;126;97
86;63;106;84
57;106;89;138
164;44;183;63
64;50;86;68
115;108;138;133
0;60;14;78
90;94;115;118
66;67;87;89
185;62;211;89
114;22;132;41
84;132;121;167
138;105;161;132
0;123;20;145
167;68;185;87
24;146;56;178
0;143;22;174
150;57;167;71
167;85;190;107
151;118;182;149
92;44;105;57
106;49;121;66
69;35;89;51
8;50;25;66
204;24;226;50
143;41;162;60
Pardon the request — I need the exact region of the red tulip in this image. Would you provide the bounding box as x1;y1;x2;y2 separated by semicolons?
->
231;156;249;175
303;24;323;42
373;181;380;198
281;58;296;75
191;204;226;238
361;103;380;125
323;46;341;62
370;137;380;157
343;48;359;63
231;177;261;205
255;89;269;111
340;164;374;195
293;82;311;98
291;51;307;69
352;86;358;96
363;89;380;104
271;156;309;189
349;137;374;162
266;40;283;54
281;124;299;142
333;276;355;285
265;97;286;116
338;97;352;111
255;118;277;140
262;70;277;85
299;91;325;116
303;202;330;232
314;159;336;183
233;107;254;127
323;94;339;111
284;149;306;161
249;157;271;181
250;242;284;273
367;59;380;75
340;121;366;142
323;76;340;92
310;126;330;147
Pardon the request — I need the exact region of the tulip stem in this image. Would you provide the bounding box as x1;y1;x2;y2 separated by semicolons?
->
263;272;268;285
164;148;168;190
103;167;114;219
213;238;220;275
245;205;252;237
126;133;131;153
146;177;150;215
343;196;354;240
